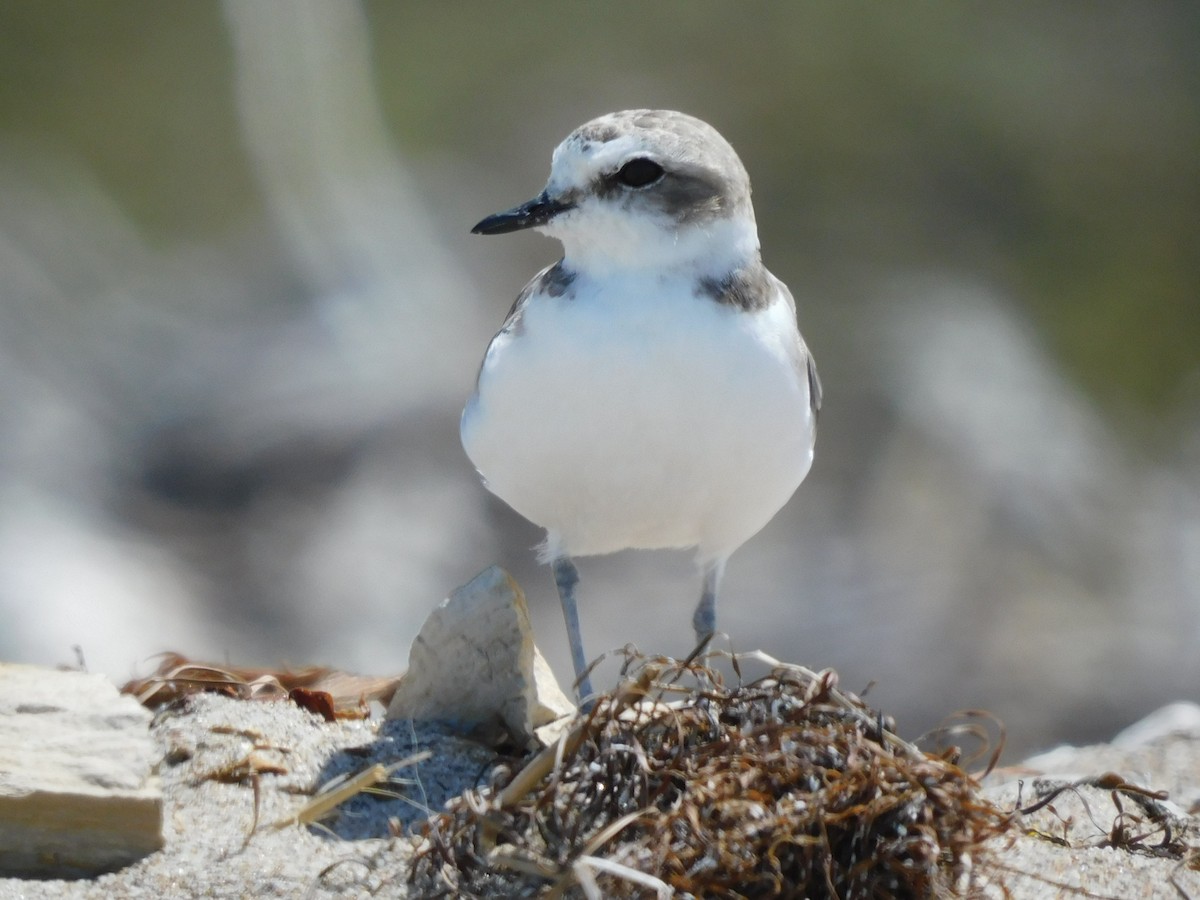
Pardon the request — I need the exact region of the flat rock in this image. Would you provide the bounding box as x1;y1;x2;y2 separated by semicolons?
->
387;566;575;748
0;663;162;878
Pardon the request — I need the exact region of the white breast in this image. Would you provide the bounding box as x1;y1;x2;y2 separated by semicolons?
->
461;271;815;563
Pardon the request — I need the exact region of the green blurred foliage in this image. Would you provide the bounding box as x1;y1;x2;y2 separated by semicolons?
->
0;1;1196;420
0;0;255;238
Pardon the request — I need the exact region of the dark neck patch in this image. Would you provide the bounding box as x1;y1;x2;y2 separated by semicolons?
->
494;260;577;339
696;260;774;311
539;259;577;298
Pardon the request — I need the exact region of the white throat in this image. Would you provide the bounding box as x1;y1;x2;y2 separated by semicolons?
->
544;211;761;279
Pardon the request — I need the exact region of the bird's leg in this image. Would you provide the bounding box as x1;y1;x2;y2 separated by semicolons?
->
552;555;594;704
692;558;726;645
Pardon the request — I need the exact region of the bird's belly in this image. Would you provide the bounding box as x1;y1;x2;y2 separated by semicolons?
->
462;295;814;559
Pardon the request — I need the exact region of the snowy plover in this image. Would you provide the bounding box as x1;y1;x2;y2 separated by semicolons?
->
462;110;820;702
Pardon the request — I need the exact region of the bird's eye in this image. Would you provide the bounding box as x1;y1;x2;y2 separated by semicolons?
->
615;158;664;188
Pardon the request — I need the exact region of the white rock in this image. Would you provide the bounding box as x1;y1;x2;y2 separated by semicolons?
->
1112;701;1200;748
0;663;162;878
387;566;575;748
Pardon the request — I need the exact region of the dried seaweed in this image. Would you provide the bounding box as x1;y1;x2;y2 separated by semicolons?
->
408;649;1009;899
1017;773;1190;859
120;651;401;719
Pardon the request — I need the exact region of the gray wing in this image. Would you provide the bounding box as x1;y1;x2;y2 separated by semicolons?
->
805;344;822;422
772;275;822;423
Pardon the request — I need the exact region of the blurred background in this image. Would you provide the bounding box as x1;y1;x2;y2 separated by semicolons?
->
0;1;1196;758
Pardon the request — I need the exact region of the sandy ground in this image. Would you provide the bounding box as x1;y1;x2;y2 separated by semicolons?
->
0;693;495;899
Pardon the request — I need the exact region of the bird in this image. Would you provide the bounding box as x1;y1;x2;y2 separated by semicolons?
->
461;110;820;703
